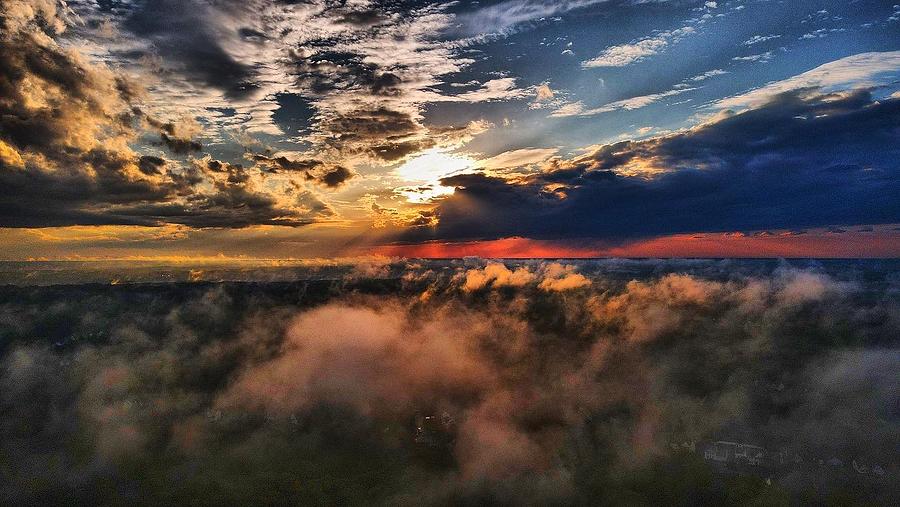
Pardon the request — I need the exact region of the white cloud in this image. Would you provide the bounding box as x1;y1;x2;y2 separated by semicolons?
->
534;83;555;101
582;26;695;67
716;51;900;110
689;69;728;81
582;38;666;67
476;147;559;170
799;28;846;39
732;51;774;63
549;101;586;117
450;78;531;102
455;0;608;37
889;4;900;22
551;87;695;117
743;34;781;45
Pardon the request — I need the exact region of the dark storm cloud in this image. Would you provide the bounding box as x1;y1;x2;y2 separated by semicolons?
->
0;0;178;226
138;113;204;154
370;140;432;161
317;106;429;160
0;4;131;154
238;27;269;43
370;72;403;96
252;154;354;187
334;9;387;27
205;159;252;186
315;164;353;187
137;155;167;175
409;90;900;241
288;49;406;98
0;3;176;226
103;158;324;227
122;0;259;98
283;45;457;159
0;157;317;228
253;155;323;173
113;192;316;228
0;2;337;229
160;133;203;154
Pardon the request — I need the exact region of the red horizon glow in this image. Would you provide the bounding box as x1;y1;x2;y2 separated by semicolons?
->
371;227;900;258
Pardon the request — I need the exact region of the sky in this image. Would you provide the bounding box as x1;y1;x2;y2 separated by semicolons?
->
1;0;899;259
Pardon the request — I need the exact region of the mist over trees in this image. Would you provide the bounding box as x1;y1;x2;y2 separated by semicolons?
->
1;259;898;505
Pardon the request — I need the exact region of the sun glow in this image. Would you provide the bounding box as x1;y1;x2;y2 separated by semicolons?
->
396;149;474;182
395;149;475;203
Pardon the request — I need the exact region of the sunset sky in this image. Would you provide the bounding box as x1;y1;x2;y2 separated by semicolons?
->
2;0;899;259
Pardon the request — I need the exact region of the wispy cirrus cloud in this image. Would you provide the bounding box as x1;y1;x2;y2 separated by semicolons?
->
743;34;781;45
452;0;609;37
550;87;695;117
687;69;728;81
732;51;774;63
582;26;696;67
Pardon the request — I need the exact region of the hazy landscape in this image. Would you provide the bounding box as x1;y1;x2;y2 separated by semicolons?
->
2;259;897;504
